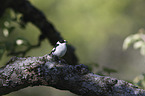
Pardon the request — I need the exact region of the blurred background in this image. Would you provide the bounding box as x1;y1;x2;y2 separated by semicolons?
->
1;0;145;96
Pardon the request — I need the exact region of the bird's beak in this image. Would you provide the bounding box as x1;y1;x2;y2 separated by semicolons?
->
64;40;67;43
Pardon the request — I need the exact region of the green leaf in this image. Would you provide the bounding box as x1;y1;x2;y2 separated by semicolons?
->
94;63;99;67
86;63;99;71
87;63;99;67
133;74;145;88
87;65;93;72
140;45;145;56
123;36;132;50
133;41;144;49
140;33;145;42
19;16;26;28
123;33;141;50
4;21;10;27
103;67;117;74
95;71;105;76
2;28;9;37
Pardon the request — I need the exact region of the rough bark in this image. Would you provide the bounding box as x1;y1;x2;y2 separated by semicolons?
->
0;0;78;65
0;55;145;96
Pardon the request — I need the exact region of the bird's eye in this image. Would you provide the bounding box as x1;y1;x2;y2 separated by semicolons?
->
59;40;64;43
59;39;67;43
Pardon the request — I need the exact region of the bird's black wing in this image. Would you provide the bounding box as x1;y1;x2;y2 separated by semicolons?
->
50;44;59;54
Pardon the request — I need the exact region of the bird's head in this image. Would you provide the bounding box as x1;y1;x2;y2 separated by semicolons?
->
58;40;67;44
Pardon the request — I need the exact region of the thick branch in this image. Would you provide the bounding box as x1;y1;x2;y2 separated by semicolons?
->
0;0;78;65
0;55;145;96
0;0;13;17
10;0;78;65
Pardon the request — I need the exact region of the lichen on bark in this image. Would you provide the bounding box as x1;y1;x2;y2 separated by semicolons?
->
0;54;145;96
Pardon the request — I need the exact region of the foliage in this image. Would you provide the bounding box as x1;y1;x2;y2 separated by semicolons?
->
123;29;145;89
87;62;117;76
0;9;39;59
123;28;145;56
133;74;145;89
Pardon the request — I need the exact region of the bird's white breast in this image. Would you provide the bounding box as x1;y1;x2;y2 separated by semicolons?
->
52;43;67;57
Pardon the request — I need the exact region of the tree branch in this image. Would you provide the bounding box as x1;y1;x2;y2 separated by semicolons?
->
0;55;145;96
8;37;42;57
1;1;145;95
10;0;79;65
0;0;13;17
0;0;78;65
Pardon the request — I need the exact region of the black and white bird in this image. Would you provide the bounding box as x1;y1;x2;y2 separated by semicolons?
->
50;40;67;57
